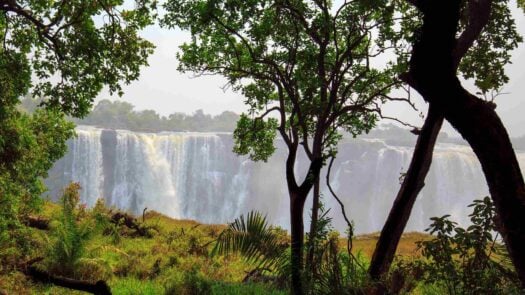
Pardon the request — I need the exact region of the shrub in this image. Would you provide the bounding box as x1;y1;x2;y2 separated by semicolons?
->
212;211;289;274
417;196;522;294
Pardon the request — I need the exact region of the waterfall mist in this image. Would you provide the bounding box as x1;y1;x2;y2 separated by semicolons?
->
46;126;525;234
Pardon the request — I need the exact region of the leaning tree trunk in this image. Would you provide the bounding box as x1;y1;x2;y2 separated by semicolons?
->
404;0;525;286
369;0;497;280
369;107;444;280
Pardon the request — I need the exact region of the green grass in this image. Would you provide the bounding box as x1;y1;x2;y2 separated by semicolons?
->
211;282;287;294
111;278;164;295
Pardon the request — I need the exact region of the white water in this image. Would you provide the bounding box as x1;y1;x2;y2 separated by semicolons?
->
47;126;525;233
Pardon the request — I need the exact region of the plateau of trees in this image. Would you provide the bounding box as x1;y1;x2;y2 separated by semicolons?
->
78;99;240;132
21;97;241;132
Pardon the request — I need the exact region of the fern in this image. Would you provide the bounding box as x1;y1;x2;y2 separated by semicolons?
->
47;183;94;277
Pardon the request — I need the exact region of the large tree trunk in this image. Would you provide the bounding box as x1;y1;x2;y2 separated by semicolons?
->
290;189;308;295
404;0;525;286
286;146;322;294
369;107;444;280
369;0;495;280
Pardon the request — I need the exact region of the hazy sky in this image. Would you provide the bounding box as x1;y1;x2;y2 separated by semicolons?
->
97;3;525;137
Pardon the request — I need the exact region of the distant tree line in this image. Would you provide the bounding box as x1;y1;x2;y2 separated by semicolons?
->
20;98;240;133
21;97;525;148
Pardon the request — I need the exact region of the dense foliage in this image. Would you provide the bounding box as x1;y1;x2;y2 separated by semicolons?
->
0;0;156;117
0;108;74;265
0;0;156;271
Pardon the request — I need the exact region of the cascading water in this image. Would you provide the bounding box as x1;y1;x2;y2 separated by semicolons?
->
46;125;525;233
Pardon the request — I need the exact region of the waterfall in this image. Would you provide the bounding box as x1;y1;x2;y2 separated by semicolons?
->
46;125;525;234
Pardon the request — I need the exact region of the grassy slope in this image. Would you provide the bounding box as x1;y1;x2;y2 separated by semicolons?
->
0;202;430;294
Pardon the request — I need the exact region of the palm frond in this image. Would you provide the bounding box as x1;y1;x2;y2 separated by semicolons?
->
212;211;288;272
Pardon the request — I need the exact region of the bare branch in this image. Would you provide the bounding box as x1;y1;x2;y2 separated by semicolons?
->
326;155;365;270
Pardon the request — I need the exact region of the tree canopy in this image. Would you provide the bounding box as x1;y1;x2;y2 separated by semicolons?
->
163;0;402;165
0;0;156;117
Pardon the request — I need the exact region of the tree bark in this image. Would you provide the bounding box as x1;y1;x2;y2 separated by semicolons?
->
369;0;495;280
369;106;444;280
290;189;307;295
404;0;525;286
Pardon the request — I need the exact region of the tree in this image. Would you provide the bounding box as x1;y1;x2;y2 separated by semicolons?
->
162;0;404;292
0;0;155;263
0;108;75;263
370;0;522;281
396;0;525;287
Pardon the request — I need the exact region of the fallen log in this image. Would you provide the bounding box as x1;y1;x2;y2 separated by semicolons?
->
110;212;152;237
23;257;112;295
23;215;50;230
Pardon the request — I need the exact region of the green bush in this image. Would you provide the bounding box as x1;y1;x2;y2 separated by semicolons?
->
46;183;112;281
304;202;368;295
417;197;522;294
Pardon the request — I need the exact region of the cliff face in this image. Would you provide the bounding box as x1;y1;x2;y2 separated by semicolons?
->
45;126;525;233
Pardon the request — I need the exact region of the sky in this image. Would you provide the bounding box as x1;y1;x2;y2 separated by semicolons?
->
97;3;525;137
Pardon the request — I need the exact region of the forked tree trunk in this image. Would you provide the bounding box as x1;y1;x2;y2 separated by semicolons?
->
369;0;496;280
369;107;444;280
287;151;323;294
404;0;525;286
